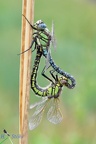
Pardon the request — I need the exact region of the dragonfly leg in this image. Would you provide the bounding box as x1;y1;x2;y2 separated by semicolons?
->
50;71;56;80
50;69;55;74
55;74;59;81
18;37;36;55
41;68;58;82
41;66;55;84
49;69;58;81
32;37;43;52
31;38;37;52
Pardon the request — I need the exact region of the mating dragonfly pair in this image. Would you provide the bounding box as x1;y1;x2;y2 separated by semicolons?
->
21;15;76;130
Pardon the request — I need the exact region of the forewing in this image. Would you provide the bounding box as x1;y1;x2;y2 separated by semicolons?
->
51;21;57;50
45;21;57;70
47;98;63;124
45;48;51;70
29;98;48;130
30;97;48;110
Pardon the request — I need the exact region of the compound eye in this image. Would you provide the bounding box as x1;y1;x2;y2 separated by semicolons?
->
38;23;46;30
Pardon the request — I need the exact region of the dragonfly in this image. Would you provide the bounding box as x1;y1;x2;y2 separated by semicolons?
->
20;15;76;89
29;46;68;130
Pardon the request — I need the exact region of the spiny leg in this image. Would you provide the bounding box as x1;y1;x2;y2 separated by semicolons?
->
55;74;59;81
41;66;55;84
32;37;43;52
49;69;58;81
42;64;58;82
18;37;36;55
50;70;56;80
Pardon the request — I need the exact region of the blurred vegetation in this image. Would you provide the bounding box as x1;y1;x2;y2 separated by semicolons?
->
0;0;96;143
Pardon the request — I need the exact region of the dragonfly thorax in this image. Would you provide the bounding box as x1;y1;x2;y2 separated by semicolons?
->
58;76;68;86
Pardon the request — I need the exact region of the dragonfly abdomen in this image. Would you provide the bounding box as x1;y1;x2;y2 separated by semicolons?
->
42;50;76;89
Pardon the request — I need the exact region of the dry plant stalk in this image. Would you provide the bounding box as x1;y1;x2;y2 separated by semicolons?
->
19;0;34;144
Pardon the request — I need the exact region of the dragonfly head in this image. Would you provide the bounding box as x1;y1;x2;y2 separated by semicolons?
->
58;76;68;87
34;20;47;31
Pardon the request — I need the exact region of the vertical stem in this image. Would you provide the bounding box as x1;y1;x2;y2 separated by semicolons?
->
19;0;34;144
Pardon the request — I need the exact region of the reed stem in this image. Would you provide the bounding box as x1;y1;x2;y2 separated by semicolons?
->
19;0;34;144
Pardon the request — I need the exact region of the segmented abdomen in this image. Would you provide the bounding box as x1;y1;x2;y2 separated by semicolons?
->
42;49;76;89
31;49;61;97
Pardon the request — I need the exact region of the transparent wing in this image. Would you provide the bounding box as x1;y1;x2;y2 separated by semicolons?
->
45;21;56;70
47;98;63;124
45;48;51;70
51;21;57;50
30;97;48;109
29;97;48;130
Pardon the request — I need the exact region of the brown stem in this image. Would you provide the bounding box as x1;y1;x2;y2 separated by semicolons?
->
19;0;34;144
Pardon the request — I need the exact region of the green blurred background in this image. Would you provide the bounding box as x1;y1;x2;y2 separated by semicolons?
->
0;0;96;143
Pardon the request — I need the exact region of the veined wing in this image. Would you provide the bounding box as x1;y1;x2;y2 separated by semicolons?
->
47;98;63;124
45;21;56;70
51;21;57;50
29;97;48;130
45;48;51;70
